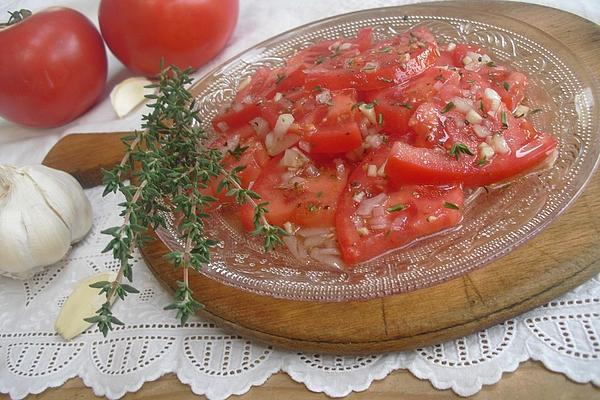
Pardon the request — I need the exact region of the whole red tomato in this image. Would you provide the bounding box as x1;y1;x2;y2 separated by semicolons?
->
0;8;107;128
99;0;239;77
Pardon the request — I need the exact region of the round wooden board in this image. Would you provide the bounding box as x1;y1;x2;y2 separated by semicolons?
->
43;1;600;354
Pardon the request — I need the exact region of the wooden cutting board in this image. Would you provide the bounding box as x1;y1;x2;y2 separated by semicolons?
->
43;0;600;355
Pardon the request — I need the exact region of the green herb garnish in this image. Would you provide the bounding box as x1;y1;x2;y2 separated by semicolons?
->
501;111;508;128
444;202;460;210
448;143;474;160
387;203;408;212
503;82;510;91
441;101;455;113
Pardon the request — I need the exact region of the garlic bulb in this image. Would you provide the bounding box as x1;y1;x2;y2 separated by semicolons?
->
0;165;92;279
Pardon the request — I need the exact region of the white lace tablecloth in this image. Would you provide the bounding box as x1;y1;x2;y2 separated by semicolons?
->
1;0;599;399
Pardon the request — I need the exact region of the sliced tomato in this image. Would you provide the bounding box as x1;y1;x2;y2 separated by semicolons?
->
240;156;349;230
303;27;439;91
206;135;269;203
335;146;463;264
484;69;527;111
308;121;362;154
372;67;459;137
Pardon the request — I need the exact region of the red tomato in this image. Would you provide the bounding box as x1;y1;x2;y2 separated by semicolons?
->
0;8;107;128
99;0;239;76
240;156;349;230
304;27;439;91
336;146;463;264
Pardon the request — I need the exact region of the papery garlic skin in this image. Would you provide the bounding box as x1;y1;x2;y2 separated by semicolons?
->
0;165;92;279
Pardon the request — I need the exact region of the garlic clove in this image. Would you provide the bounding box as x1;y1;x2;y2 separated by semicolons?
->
0;166;71;278
55;272;118;341
23;165;92;243
110;77;155;118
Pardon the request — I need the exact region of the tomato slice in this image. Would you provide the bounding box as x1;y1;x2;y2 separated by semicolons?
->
335;146;463;264
372;67;460;138
206;135;269;204
303;27;439;91
240;155;349;230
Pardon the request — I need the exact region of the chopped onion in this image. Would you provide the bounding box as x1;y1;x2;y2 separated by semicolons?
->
316;89;333;105
274;113;294;138
478;142;495;160
362;61;378;72
473;124;490;138
281;147;309;169
447;42;456;51
466;109;483;124
288;176;307;187
372;205;385;217
357;193;388;216
391;216;407;231
433;80;444;91
353;191;365;203
238;76;252;91
488;134;510;154
377;161;387;177
357;227;370;236
222;134;240;154
273;92;283;102
369;216;389;231
328;41;341;52
304;234;328;249
305;163;320;177
249;117;269;136
265;132;300;156
283;236;307;260
241;95;253;105
462;56;473;66
367;164;377;177
309;248;345;269
484;88;501;101
513;105;530;118
359;104;377;125
339;42;352;51
297;227;333;237
451;97;472;113
364;134;384;149
426;215;438;222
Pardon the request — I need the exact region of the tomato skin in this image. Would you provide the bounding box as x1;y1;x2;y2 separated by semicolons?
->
0;8;107;128
99;0;238;76
308;121;363;154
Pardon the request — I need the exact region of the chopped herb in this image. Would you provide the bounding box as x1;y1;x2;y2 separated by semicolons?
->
464;119;470;125
443;202;460;210
387;203;408;212
448;143;474;160
378;76;393;83
313;85;322;92
479;100;484;112
441;101;455;113
503;81;510;91
379;46;393;53
465;79;475;84
477;157;489;166
378;113;384;125
315;55;326;65
227;144;249;161
529;108;543;115
307;203;318;212
500;111;508;128
316;191;323;198
486;61;496;67
396;102;412;109
275;74;285;84
351;101;365;110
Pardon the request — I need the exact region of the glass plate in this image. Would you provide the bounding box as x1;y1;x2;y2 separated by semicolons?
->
155;6;600;301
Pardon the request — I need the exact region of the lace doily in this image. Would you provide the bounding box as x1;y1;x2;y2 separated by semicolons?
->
0;186;598;399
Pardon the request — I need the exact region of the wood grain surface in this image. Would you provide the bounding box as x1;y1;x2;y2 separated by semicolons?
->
38;0;600;398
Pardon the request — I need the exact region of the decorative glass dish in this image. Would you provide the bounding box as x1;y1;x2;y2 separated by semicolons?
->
156;6;600;301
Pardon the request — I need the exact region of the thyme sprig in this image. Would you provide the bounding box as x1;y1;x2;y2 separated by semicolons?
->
87;66;284;335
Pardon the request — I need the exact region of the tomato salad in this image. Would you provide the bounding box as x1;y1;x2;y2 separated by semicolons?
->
210;27;557;267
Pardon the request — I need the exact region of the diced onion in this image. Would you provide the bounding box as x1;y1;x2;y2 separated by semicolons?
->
447;42;456;51
353;191;365;203
283;221;296;235
237;76;252;91
473;124;490;138
297;227;333;237
364;134;384;149
514;105;530;118
488;134;510;154
433;81;444;91
249;117;269;136
372;206;385;217
369;216;389;231
377;161;387;177
339;42;352;51
274;113;295;138
281;147;309;169
309;248;345;269
466;109;483;124
484;88;501;101
305;163;320;177
357;227;370;236
357;193;388;216
362;61;378;72
273;92;283;102
304;234;329;249
265;132;300;156
316;89;333;105
462;56;473;66
478;142;495;160
367;164;378;177
451;97;473;113
391;216;407;231
359;104;377;125
222;134;240;154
